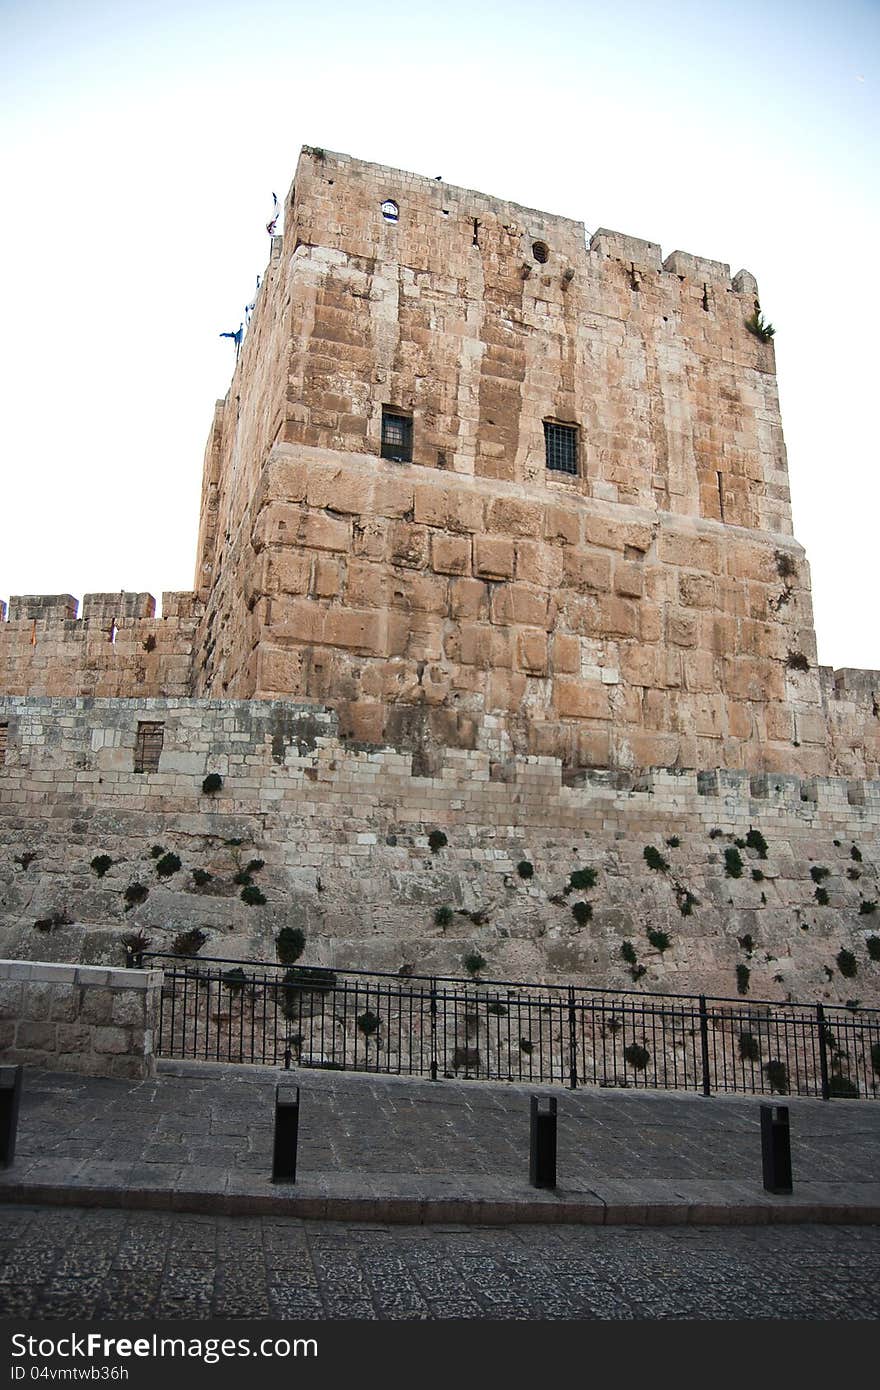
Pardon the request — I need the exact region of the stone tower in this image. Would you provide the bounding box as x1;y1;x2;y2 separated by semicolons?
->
190;146;874;778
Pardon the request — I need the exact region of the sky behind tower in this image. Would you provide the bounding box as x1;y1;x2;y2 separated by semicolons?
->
0;0;877;670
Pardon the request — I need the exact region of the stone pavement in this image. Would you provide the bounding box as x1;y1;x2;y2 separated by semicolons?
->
1;1060;879;1226
2;1207;879;1320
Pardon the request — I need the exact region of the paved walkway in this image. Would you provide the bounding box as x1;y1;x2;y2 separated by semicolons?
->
1;1061;878;1226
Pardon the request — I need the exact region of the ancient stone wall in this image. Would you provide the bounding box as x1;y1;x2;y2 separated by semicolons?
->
1;697;878;1009
0;958;161;1079
0;592;200;699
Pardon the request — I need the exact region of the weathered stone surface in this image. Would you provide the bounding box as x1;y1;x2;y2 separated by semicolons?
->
0;149;878;1016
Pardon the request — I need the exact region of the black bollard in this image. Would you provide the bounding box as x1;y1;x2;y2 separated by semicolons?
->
0;1066;23;1168
529;1095;557;1189
760;1103;792;1194
272;1084;300;1183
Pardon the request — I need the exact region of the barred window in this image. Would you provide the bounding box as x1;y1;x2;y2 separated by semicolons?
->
134;721;164;773
381;408;413;463
0;724;7;767
544;420;579;475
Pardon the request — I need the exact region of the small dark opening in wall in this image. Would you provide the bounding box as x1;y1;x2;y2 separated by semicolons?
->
716;471;725;521
544;420;579;475
473;218;480;246
134;721;164;774
532;241;549;264
0;724;7;766
381;407;413;463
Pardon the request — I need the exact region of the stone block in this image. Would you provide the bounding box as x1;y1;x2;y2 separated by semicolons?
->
257;457;305;507
668;610;698;647
552;633;580;673
389;521;429;569
518;631;549;676
431;534;471;575
16;1020;56;1051
0;982;23;1020
458;625;493;668
620;647;666;689
544;505;580;546
301;511;351;552
374;477;414;519
491;584;551;629
679;574;717;608
488;670;527;711
486;497;543;538
614;563;644;598
474;536;515;580
394;574;448;614
112;992;146;1027
80;988;114;1025
413;483;449;528
56;1022;92;1053
563;551;612;592
449;578;488;621
264;550;312;596
49;991;80;1021
596;597;639;639
446;491;484;534
323;609;383;655
312;557;342;598
92;1025;131;1055
554;679;612;720
515;541;563;588
343;702;386;744
346;560;387;608
306;466;371;515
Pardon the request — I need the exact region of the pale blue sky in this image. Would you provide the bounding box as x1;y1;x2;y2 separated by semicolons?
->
1;0;877;669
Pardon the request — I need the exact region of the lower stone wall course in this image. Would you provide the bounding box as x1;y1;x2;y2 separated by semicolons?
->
1;699;879;1009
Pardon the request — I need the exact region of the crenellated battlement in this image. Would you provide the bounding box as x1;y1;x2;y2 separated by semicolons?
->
0;591;201;699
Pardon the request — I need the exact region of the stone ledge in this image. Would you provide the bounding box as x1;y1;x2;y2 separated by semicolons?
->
0;960;163;991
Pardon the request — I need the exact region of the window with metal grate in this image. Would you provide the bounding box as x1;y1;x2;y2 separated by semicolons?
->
134;721;164;773
0;724;7;767
544;420;579;475
381;408;413;463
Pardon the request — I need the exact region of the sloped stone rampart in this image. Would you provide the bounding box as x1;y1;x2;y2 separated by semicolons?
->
1;697;878;1010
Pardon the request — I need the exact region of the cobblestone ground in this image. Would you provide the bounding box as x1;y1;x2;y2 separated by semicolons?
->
1;1207;878;1320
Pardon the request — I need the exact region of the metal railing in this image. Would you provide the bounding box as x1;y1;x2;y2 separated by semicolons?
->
138;952;880;1101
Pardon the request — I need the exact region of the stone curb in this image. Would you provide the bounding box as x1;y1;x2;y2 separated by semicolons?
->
1;1179;878;1227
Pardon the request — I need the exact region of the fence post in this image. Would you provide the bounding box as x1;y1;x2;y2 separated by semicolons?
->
429;978;438;1082
760;1103;793;1193
567;986;578;1090
699;995;712;1096
0;1066;23;1168
529;1095;557;1189
272;1084;300;1183
816;1003;830;1101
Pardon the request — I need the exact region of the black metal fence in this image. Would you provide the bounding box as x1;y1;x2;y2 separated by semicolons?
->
139;952;880;1101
